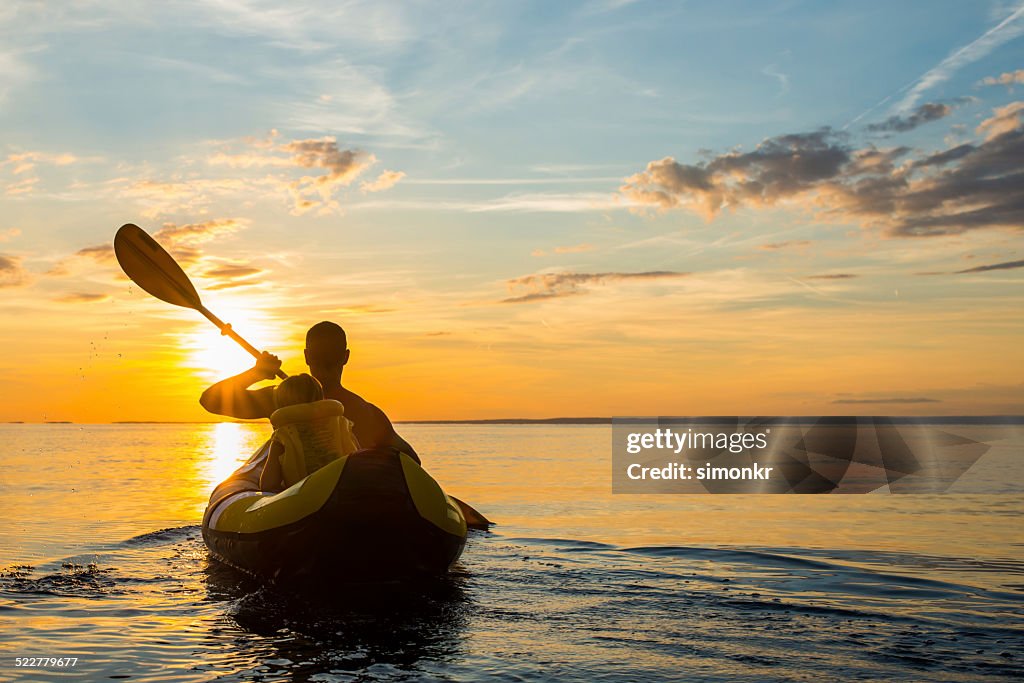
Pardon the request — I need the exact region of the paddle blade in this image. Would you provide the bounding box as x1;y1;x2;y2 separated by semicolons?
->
114;223;202;309
452;496;493;529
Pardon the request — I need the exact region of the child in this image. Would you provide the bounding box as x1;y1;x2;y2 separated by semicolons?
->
259;373;360;491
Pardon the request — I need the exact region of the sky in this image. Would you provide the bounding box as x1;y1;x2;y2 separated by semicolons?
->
1;0;1022;422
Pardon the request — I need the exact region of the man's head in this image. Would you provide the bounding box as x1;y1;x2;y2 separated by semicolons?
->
304;321;350;386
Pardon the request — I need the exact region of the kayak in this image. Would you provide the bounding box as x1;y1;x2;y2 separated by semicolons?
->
201;440;468;583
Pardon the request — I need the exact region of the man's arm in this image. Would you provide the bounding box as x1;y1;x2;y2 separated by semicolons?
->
199;352;280;419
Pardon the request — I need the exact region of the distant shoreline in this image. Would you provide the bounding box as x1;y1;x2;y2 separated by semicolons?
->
7;416;1024;425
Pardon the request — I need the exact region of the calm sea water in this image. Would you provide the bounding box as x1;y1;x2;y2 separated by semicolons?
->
1;423;1022;682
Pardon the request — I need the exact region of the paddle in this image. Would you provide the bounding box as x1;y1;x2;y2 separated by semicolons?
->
454;498;492;529
113;223;287;379
114;223;492;528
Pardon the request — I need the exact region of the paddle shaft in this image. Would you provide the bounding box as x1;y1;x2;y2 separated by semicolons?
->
196;304;288;380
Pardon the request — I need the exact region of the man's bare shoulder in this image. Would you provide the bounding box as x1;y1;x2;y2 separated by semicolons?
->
341;389;391;425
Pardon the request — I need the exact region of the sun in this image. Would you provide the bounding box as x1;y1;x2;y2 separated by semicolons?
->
178;296;288;383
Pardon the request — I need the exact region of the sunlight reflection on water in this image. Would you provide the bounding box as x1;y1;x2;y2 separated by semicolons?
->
195;422;263;502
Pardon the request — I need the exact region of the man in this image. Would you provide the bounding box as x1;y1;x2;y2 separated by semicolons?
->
200;321;419;462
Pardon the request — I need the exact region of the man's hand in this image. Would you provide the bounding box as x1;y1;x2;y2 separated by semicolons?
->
254;351;282;380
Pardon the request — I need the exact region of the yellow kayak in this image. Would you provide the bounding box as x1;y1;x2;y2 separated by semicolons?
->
201;440;467;583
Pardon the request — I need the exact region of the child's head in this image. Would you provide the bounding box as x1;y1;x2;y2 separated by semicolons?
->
274;373;324;409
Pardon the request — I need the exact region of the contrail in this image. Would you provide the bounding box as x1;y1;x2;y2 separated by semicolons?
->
896;2;1024;113
846;2;1024;128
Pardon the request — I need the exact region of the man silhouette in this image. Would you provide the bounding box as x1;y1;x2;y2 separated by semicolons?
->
200;321;419;462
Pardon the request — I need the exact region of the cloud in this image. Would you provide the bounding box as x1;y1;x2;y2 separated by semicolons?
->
208;132;377;214
54;292;112;304
621;130;851;217
331;304;397;314
206;280;260;291
761;63;789;96
350;192;625;214
201;261;265;290
116;177;255;218
51;218;248;276
0;48;37;103
955;258;1024;273
470;192;622;213
150;220;243;269
502;270;688;303
173;2;413;55
284;138;373;183
622;102;1024;237
3;151;77;174
501;290;584;304
0;254;27;287
866;102;954;133
804;273;858;280
360;169;405;193
72;243;116;263
5;176;38;195
980;69;1024;88
532;243;596;257
975;101;1024;140
0;228;21;242
759;240;812;250
832;397;941;404
554;243;595;254
2;150;77;196
153;218;246;247
203;264;262;279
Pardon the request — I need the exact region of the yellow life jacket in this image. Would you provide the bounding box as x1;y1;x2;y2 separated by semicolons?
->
269;399;360;487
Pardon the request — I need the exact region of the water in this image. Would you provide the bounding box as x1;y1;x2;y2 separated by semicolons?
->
1;423;1022;681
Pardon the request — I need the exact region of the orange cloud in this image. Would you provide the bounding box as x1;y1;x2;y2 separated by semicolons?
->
531;243;595;257
980;69;1024;88
975;101;1024;140
360;169;405;193
2;151;77;196
0;254;28;288
553;243;595;254
53;292;112;303
201;261;265;290
208;132;378;214
502;270;689;303
759;240;812;250
153;218;247;247
50;218;248;276
3;151;77;174
117;177;255;218
5;176;38;195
